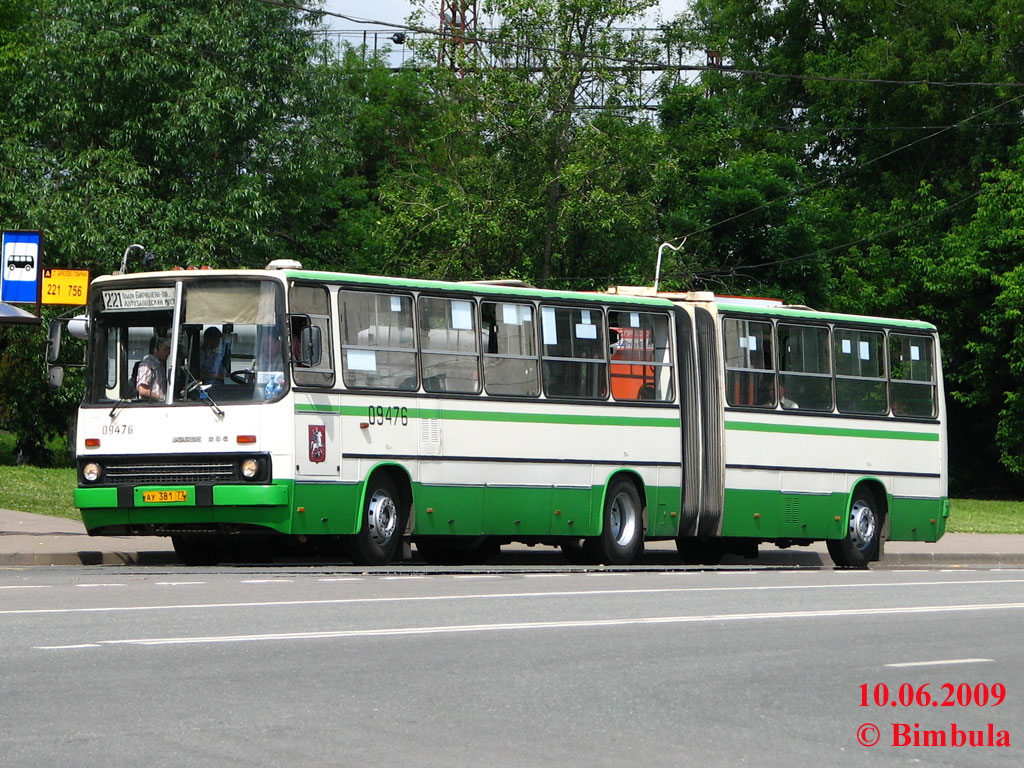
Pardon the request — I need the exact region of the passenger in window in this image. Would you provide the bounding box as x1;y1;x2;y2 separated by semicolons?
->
780;382;799;410
200;327;227;382
290;320;307;367
257;328;284;372
136;336;170;401
754;374;776;407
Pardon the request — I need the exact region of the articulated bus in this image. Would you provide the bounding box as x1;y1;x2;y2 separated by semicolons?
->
62;262;948;567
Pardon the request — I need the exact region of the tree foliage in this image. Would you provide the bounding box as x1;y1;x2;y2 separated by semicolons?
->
2;0;1024;492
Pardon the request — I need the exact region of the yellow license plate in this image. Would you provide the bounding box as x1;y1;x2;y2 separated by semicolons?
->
142;490;188;504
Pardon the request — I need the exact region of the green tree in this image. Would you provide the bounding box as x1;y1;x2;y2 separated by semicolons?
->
668;0;1024;492
382;0;666;288
0;0;387;461
0;0;372;274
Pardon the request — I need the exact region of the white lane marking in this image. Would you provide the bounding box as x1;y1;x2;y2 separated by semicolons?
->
522;574;568;578
35;602;1024;650
886;658;994;668
318;578;364;582
7;577;1024;616
40;644;101;650
239;579;294;584
155;582;206;586
74;584;126;588
0;585;52;590
453;575;502;580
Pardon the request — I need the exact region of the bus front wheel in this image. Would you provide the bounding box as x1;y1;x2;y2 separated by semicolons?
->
346;476;408;565
827;488;882;569
583;479;644;565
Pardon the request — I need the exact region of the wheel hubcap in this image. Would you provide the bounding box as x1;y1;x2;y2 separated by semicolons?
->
610;492;638;547
849;499;876;551
367;490;398;546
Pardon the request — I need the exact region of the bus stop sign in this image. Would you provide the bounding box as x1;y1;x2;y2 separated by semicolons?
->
1;230;42;304
42;268;89;305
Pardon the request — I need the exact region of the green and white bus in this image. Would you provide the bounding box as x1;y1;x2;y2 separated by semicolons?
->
62;263;948;567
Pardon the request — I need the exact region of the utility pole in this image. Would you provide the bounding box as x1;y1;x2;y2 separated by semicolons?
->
438;0;478;74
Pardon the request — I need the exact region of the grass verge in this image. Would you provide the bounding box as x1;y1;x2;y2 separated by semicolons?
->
945;498;1024;535
0;466;79;520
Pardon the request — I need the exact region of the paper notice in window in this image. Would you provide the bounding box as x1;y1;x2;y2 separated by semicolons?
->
347;349;377;371
575;323;598;340
451;300;473;330
542;307;557;345
859;341;870;361
502;304;519;325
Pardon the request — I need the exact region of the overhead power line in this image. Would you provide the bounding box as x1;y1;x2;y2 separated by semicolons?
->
254;0;1024;90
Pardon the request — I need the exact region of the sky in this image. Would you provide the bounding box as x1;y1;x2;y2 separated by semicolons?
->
318;1;692;31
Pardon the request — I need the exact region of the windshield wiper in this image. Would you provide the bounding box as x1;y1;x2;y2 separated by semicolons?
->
182;368;224;418
109;398;132;419
197;384;224;418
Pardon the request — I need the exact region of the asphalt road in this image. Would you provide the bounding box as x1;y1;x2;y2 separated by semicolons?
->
2;566;1022;767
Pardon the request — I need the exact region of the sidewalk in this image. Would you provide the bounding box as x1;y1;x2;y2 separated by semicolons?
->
2;507;1023;568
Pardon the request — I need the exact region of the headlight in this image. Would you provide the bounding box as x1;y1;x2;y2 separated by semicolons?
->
83;463;101;482
241;459;259;479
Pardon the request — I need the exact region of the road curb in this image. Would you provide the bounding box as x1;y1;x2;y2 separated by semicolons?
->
0;551;181;566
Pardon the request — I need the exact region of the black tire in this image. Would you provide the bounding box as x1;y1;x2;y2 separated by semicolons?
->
827;488;883;569
171;535;223;566
582;478;644;565
346;475;408;565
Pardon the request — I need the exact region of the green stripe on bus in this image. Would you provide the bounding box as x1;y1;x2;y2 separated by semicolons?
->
295;403;679;428
725;420;940;441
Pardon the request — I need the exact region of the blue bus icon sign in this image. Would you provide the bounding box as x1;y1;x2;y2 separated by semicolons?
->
1;231;42;304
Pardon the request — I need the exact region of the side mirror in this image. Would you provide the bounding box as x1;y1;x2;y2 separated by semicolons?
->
298;326;322;367
46;320;62;363
47;365;65;390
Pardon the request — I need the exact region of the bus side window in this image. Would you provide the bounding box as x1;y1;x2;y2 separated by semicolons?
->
339;290;417;391
889;333;936;418
289;284;334;388
540;306;607;400
778;323;832;411
481;301;539;397
419;296;480;394
723;317;775;408
608;310;674;402
834;328;887;414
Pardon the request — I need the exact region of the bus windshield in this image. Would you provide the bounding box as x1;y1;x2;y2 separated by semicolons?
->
87;278;285;406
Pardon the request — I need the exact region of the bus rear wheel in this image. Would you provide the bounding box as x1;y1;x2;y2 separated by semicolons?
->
346;475;408;566
583;479;644;565
827;488;882;569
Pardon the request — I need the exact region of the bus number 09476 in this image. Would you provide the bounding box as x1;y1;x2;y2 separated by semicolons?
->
367;405;409;426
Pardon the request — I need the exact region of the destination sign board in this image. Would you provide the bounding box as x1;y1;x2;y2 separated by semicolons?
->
102;287;175;311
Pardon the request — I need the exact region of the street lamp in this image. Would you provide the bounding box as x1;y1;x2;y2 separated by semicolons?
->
654;238;686;293
119;243;155;274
